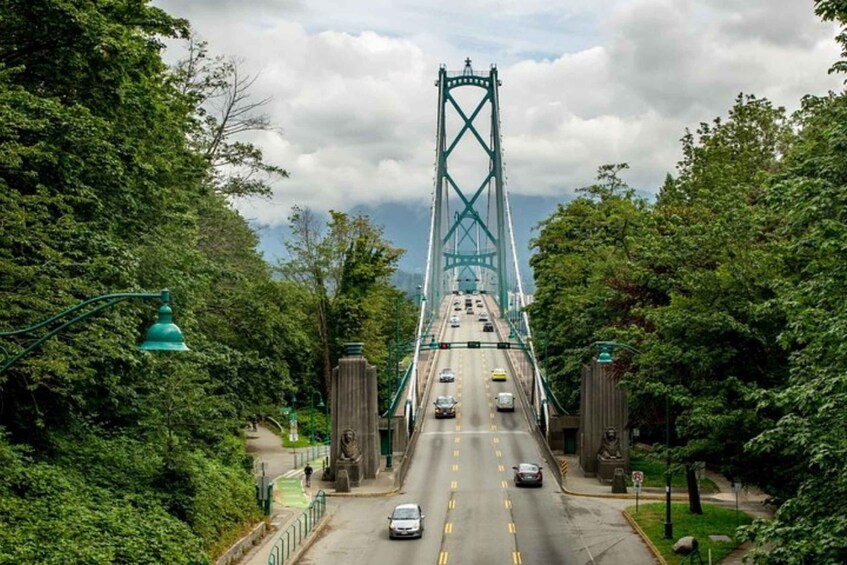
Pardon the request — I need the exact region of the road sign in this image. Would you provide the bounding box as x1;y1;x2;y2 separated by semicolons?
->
496;342;511;349
467;341;481;349
632;471;644;484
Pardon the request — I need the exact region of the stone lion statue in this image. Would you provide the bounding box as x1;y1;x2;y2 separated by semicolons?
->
339;428;361;460
598;426;622;459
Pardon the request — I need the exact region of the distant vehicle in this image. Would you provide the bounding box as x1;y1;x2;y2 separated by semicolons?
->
388;503;425;539
433;395;458;418
495;392;515;412
513;463;543;487
491;368;507;381
439;368;455;383
454;304;462;311
450;316;460;328
466;308;474;315
483;322;494;332
478;311;489;322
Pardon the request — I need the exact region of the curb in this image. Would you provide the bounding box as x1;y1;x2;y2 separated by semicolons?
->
324;487;400;498
622;510;666;565
561;483;691;501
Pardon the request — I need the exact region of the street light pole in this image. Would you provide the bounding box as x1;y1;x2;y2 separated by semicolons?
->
594;340;673;539
664;392;673;539
0;288;188;375
309;392;315;446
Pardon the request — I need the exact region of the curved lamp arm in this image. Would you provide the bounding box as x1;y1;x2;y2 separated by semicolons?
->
592;340;643;364
0;289;187;375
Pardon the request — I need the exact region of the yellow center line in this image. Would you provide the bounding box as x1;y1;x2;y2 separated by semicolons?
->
508;522;516;534
455;424;461;431
453;449;460;457
493;437;499;444
491;424;498;431
452;464;459;472
439;552;449;565
495;450;502;457
501;480;508;489
490;412;495;419
451;480;458;489
512;551;522;564
448;499;456;509
444;523;453;534
498;464;505;472
504;499;512;509
454;436;460;444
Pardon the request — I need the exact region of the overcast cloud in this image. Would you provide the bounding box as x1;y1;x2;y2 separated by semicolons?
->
153;0;843;226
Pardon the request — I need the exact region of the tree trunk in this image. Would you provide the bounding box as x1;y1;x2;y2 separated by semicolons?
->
686;464;703;514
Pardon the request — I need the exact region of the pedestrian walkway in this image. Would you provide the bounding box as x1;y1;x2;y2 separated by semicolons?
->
557;453;773;564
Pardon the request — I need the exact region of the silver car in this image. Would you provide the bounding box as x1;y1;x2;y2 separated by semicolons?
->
439;368;455;383
388;503;424;539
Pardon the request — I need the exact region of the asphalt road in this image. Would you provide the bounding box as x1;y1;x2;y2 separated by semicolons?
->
299;301;655;565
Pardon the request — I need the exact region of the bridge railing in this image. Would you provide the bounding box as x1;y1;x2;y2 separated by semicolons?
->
267;490;327;565
292;442;330;470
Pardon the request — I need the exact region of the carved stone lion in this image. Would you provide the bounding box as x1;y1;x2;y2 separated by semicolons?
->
339;428;361;460
598;426;622;459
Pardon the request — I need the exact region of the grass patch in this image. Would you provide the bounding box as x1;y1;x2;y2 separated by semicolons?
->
629;451;717;492
627;502;751;563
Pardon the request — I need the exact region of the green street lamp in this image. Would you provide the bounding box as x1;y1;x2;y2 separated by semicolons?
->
594;340;673;540
1;289;188;375
310;391;325;445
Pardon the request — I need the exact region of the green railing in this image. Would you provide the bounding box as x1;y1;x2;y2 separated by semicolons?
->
292;442;330;470
504;316;568;416
267;490;327;565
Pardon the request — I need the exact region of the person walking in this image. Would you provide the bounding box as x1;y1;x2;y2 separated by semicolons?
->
304;463;313;488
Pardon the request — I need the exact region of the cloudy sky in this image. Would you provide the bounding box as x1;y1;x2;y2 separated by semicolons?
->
153;0;843;231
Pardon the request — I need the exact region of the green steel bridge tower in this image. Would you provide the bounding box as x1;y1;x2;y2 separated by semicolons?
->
429;59;509;315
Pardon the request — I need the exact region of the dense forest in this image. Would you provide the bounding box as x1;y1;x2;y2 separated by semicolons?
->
0;1;414;563
528;2;847;563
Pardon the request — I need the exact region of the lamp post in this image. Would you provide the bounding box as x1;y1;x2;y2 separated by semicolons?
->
595;340;673;540
310;391;325;445
1;288;188;375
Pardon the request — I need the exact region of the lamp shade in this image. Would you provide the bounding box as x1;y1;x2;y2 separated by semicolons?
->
596;343;614;364
140;304;189;351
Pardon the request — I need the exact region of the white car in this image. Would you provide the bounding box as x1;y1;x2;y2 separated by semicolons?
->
495;392;515;411
450;316;460;328
478;311;489;322
439;368;455;383
388;503;425;539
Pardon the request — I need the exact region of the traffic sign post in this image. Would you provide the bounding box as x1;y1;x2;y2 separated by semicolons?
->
632;471;644;514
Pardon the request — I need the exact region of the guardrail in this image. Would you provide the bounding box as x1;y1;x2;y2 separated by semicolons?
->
293;443;330;470
267;490;327;565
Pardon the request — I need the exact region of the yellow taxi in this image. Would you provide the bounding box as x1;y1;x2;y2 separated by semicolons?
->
491;367;507;381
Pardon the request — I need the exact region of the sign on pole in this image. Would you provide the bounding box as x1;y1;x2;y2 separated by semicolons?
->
632;471;644;484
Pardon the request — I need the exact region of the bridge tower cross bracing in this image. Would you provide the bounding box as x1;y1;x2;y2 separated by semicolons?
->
430;59;509;315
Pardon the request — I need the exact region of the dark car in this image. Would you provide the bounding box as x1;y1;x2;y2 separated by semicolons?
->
466;307;474;315
513;463;543;487
388;503;425;539
483;322;494;332
433;395;458;418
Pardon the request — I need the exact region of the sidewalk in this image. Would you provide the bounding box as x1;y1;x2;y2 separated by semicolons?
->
557;453;773;564
235;425;399;565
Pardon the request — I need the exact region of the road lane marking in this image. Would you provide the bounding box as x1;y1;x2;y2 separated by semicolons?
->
498;464;505;472
490;412;495;419
452;464;459;472
508;522;516;534
453;449;460;457
420;430;530;436
504;499;512;509
451;480;458;489
448;499;456;509
501;480;508;489
512;552;522;564
444;523;453;534
439;552;449;565
495;450;502;458
493;437;499;443
455;424;461;431
491;424;497;431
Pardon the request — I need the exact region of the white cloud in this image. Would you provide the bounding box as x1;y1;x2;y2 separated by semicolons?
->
154;0;843;226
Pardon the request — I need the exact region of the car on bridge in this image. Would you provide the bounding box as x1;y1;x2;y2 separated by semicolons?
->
483;322;494;332
439;368;455;383
495;392;515;411
513;463;543;487
491;367;507;381
388;503;425;539
433;395;458;418
450;315;460;327
478;311;489;321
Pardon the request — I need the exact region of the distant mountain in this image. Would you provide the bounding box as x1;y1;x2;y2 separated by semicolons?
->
251;194;570;293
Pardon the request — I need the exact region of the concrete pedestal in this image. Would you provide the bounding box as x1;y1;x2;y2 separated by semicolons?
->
596;456;627;483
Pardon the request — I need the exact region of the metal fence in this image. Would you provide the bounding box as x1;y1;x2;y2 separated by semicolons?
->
292;443;330;470
267;490;327;565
